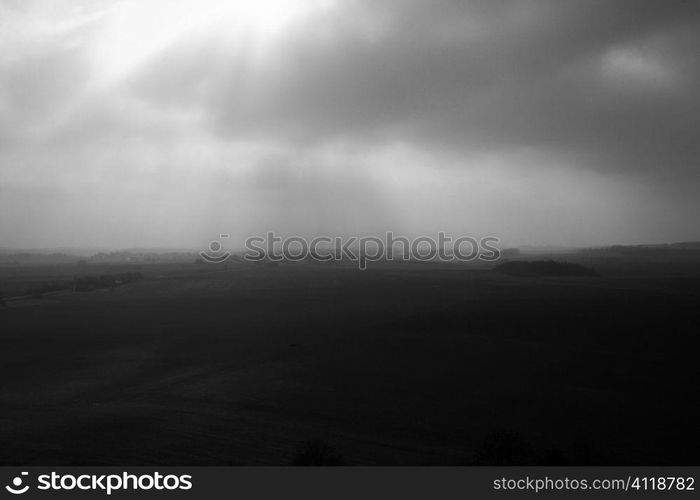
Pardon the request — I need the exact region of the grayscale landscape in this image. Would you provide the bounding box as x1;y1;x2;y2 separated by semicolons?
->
1;0;699;466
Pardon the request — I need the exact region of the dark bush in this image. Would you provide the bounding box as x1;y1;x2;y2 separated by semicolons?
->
291;439;345;466
474;431;537;465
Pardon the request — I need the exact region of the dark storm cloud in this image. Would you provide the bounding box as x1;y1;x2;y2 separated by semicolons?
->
125;0;700;177
1;0;699;248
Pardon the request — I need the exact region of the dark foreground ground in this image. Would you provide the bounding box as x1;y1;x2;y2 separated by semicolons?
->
0;255;699;465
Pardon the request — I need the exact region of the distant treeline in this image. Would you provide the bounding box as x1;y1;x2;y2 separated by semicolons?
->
89;251;196;263
493;260;598;277
21;272;144;298
581;243;700;256
0;252;76;264
0;251;197;265
72;272;144;291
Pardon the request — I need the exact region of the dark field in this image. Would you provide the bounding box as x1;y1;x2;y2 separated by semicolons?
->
1;256;699;465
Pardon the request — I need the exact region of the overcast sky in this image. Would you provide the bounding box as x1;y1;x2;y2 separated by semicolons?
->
1;0;698;249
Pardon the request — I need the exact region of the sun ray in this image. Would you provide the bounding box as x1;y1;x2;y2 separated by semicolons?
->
91;0;334;83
